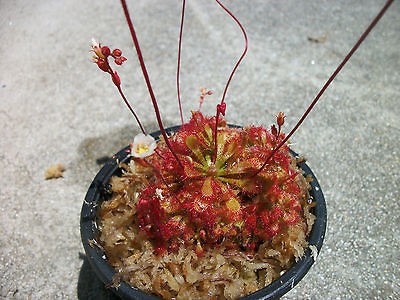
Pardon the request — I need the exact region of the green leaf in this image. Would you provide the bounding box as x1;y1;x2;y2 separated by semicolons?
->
185;135;207;165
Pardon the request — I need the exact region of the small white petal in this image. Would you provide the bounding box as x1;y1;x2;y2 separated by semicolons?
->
91;38;99;47
130;133;157;158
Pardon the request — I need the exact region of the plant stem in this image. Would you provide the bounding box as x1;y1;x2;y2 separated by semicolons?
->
177;0;186;126
215;0;248;108
103;58;146;134
120;0;183;168
115;85;146;134
255;0;395;176
213;0;248;164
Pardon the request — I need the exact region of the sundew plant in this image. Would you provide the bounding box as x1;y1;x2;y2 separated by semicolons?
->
88;1;394;298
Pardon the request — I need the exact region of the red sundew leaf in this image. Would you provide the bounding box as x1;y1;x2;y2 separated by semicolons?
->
181;160;205;179
260;210;271;227
269;206;284;222
136;187;167;240
189;111;218;132
164;216;187;239
270;186;285;204
219;176;265;196
185;135;208;165
243;126;275;148
154;244;167;255
244;214;257;231
288;199;303;212
268;222;281;237
283;210;300;225
169;129;191;154
287;179;303;194
219;190;243;222
135;111;308;253
151;150;185;183
215;129;243;170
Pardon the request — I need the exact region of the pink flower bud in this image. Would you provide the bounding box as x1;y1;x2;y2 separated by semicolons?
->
112;71;121;86
114;56;127;65
101;46;111;57
271;124;278;137
277;112;285;127
96;59;109;72
217;103;226;116
112;48;122;57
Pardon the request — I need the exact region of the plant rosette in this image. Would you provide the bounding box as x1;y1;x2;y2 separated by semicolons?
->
80;112;327;300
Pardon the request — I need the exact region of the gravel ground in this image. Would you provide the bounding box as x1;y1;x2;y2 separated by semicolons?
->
1;0;399;299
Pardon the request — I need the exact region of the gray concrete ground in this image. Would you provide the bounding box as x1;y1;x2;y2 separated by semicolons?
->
1;0;399;299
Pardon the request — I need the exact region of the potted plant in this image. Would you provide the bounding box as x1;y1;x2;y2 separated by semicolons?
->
81;0;392;299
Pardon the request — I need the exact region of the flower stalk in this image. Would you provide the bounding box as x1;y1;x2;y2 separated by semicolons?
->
120;0;183;169
91;39;145;134
255;0;395;176
212;0;248;164
176;0;186;126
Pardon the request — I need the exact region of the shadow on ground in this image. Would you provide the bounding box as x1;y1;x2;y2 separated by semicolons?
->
71;121;165;186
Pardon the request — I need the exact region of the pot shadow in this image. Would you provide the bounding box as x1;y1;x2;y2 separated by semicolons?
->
78;253;120;300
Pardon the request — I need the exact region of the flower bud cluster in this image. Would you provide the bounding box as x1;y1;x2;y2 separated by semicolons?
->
91;39;127;86
277;112;285;128
271;112;285;140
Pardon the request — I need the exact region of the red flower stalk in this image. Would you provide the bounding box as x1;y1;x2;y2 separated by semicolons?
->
111;71;120;86
176;0;186;125
198;88;213;111
212;0;248;164
120;0;183;169
91;39;145;134
254;0;395;176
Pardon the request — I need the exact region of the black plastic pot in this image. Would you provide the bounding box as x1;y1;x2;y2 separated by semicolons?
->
80;126;327;300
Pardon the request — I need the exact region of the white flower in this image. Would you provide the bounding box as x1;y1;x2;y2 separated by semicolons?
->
130;133;157;158
91;38;99;48
90;38;103;58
